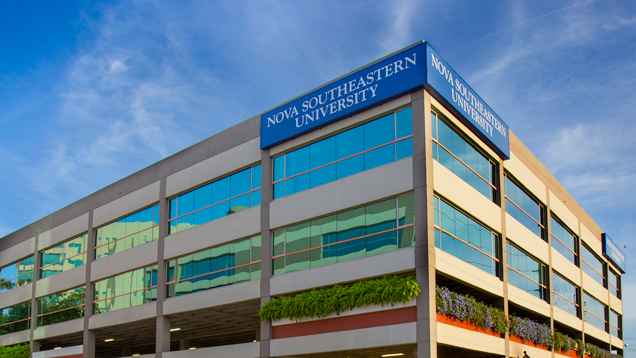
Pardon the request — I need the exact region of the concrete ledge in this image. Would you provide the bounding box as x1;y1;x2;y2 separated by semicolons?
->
553;306;582;331
506;212;549;265
437;320;505;355
89;302;156;330
33;345;82;358
549;192;578;236
609;294;622;314
163;206;260;261
93;182;160;228
0;237;34;268
270;247;415;295
33;318;84;340
164;342;259;358
0;329;30;346
0;283;32;309
584;321;610;343
38;214;89;250
91;240;158;282
551;248;581;286
270;322;416;357
582;272;608;306
504;152;547;204
163;280;260;316
270;158;413;230
35;267;86;298
507;284;550;318
509;340;551;358
435;248;503;297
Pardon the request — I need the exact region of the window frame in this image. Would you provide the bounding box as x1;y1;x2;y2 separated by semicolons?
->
39;234;88;279
581;242;606;287
506;241;548;301
550;214;579;266
504;172;546;240
552;270;581;318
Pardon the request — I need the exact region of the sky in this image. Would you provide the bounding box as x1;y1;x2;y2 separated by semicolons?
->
0;0;635;354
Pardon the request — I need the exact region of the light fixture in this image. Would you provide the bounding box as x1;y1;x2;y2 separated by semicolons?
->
189;347;196;350
253;340;257;342
132;355;140;357
104;339;114;342
54;348;62;350
382;354;404;357
170;328;181;332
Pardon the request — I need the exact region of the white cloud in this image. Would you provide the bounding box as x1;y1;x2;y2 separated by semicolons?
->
379;0;418;55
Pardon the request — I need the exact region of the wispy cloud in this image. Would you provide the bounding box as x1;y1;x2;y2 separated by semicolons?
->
378;0;418;55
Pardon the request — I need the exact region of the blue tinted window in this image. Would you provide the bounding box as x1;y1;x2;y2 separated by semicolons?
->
507;242;546;300
40;235;87;278
551;217;577;265
95;205;160;260
434;196;498;276
273;108;413;198
609;270;620;298
610;311;621;338
0;301;31;335
169;165;261;234
431;112;495;201
93;265;158;314
552;272;579;317
0;257;34;293
38;286;85;327
505;175;543;238
581;244;604;286
583;292;606;331
272;195;415;275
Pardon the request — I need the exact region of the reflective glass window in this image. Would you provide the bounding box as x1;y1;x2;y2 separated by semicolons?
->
610;310;621;338
505;175;544;238
273;108;413;199
431;111;496;201
167;236;261;297
581;244;604;286
507;242;547;300
95;205;160;260
40;235;87;278
609;270;620;298
551;216;577;265
37;286;85;327
93;265;158;314
272;194;415;275
0;301;30;336
434;196;498;276
0;257;34;293
583;292;607;331
169;165;261;234
552;272;579;317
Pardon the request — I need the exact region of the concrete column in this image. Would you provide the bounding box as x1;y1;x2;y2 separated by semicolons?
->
156;178;170;355
259;149;272;358
499;159;510;358
413;90;437;358
29;233;40;357
83;210;95;358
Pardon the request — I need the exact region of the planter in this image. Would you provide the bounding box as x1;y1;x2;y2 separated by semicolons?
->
436;313;502;338
509;335;550;351
554;350;578;358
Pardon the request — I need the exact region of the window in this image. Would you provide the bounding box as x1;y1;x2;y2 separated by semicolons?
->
552;272;580;317
608;270;620;298
431;111;496;201
0;301;30;335
167;236;261;298
610;310;621;338
504;174;544;238
272;194;415;275
581;244;604;287
583;292;607;331
169;165;261;234
0;256;34;293
273;108;413;199
434;196;499;276
40;235;88;278
507;242;547;300
551;216;578;265
37;286;85;327
93;265;158;314
95;205;160;260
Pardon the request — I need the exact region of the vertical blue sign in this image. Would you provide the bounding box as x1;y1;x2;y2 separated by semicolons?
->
425;45;510;159
602;233;626;273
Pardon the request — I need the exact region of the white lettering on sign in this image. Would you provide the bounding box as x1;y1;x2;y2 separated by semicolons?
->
266;53;418;129
430;52;507;139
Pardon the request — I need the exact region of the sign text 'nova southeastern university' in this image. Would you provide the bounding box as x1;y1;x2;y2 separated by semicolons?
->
260;42;510;160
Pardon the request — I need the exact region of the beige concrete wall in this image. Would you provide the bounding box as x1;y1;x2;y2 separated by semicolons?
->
582;272;609;305
93;181;161;228
506;213;549;264
38;214;89;250
35;267;86;298
163;280;260;316
437;320;505;355
163;342;259;358
504;151;547;204
551;249;581;286
610;294;622;314
90;240;158;282
509;340;552;358
553;306;583;331
435;248;503;297
549;191;578;235
0;237;34;268
32;318;84;340
507;284;550;318
584;321;610;343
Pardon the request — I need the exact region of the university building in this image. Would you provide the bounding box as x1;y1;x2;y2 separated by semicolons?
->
0;41;626;358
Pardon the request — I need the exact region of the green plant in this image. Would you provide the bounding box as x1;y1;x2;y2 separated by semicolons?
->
259;276;420;321
585;342;623;358
436;286;508;334
0;343;30;358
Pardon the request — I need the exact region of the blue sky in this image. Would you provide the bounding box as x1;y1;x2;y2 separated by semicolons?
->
1;0;635;353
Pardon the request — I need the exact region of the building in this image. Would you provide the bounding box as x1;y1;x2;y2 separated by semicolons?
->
0;41;626;358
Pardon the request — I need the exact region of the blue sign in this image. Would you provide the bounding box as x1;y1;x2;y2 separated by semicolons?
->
260;41;510;159
425;46;509;159
602;233;626;273
260;43;428;149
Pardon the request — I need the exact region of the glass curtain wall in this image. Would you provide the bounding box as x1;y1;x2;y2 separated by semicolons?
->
93;265;158;314
37;286;85;327
504;175;544;238
552;272;580;317
551;217;578;265
608;270;620;298
0;257;34;293
40;235;88;278
272;194;415;275
273;108;413;199
507;242;547;300
581;244;604;286
95;205;160;260
583;292;607;331
0;302;30;335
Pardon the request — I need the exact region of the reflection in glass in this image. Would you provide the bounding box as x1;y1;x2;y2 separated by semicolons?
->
169;165;261;234
93;266;158;314
551;217;577;265
581;244;604;286
608;270;620;298
273;108;413;199
610;310;621;338
40;235;87;278
505;175;543;238
95;205;160;260
434;196;498;276
0;302;30;335
38;286;85;326
272;195;415;275
507;242;546;300
0;257;34;293
583;292;606;331
552;272;579;317
166;236;261;297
